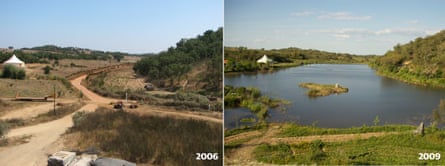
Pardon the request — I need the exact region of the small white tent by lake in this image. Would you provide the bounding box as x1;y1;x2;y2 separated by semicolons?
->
3;54;25;68
257;54;272;64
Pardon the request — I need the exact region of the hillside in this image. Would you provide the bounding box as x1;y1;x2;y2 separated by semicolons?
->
224;47;375;72
0;45;143;64
133;28;222;96
371;30;445;87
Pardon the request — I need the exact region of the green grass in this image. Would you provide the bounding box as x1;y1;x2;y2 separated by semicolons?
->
224;124;267;137
224;135;257;151
279;124;416;137
253;130;445;165
240;117;256;123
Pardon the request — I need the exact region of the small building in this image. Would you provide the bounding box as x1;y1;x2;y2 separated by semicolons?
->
256;55;272;64
3;54;25;68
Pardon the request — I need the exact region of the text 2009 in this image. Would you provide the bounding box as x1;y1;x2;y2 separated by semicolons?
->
418;153;441;160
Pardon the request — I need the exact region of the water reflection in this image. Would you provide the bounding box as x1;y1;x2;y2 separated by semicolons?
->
225;64;445;129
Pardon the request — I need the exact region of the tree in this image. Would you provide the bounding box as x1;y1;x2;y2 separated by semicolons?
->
1;65;26;80
43;65;51;75
112;54;124;62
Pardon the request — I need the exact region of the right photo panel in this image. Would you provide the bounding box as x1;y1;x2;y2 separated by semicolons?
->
224;0;445;165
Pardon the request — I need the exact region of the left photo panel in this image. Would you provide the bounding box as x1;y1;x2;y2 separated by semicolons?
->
0;0;223;166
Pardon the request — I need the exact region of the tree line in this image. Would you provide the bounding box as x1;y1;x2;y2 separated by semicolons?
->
224;46;375;72
0;45;136;64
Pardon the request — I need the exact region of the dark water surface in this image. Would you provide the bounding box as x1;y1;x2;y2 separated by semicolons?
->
224;64;445;129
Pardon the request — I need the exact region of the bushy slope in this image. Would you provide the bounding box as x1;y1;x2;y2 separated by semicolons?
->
371;30;445;87
133;28;222;95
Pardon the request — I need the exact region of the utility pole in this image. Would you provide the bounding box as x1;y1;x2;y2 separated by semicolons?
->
53;84;56;115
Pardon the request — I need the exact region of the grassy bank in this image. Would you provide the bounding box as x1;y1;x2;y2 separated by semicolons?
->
224;85;288;121
68;107;222;166
225;123;445;165
254;130;445;165
299;82;349;97
279;124;415;137
374;69;445;88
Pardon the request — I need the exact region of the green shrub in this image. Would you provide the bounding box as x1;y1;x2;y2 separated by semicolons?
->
0;120;10;138
1;65;26;79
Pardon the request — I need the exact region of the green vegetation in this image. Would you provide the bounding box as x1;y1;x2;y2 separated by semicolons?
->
370;30;445;88
432;99;445;128
224;85;288;121
224;124;267;137
225;135;257;151
0;120;9;138
85;72;217;111
69;107;222;166
279;124;415;137
0;45;137;63
224;47;375;72
1;65;26;80
43;65;52;75
133;28;222;95
253;129;445;165
299;82;348;97
240;117;256;123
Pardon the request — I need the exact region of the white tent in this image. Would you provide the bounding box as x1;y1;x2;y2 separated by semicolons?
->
3;54;25;68
256;55;272;64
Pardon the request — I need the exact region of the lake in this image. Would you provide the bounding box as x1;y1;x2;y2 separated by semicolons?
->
224;64;445;129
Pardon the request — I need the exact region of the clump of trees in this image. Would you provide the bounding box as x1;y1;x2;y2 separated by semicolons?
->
1;65;26;79
224;47;375;72
133;28;222;95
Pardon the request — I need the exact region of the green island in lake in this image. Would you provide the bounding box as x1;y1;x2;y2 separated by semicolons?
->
299;82;349;97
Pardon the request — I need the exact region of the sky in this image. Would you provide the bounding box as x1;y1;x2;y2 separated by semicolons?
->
0;0;223;54
224;0;445;55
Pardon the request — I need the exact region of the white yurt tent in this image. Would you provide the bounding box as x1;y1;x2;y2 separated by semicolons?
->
256;54;272;64
3;54;25;68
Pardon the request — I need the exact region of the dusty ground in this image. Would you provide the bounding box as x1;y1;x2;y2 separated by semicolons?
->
0;104;97;166
0;68;221;166
101;67;146;91
0;99;76;120
0;79;75;98
224;124;399;165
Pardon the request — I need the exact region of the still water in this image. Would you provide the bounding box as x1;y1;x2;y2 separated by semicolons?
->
224;64;445;129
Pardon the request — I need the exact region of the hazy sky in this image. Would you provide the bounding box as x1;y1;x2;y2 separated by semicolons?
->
225;0;445;55
0;0;223;54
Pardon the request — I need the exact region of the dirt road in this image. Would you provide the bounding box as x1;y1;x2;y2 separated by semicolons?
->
1;99;76;120
72;74;221;123
0;73;221;166
70;75;117;104
0;104;97;166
